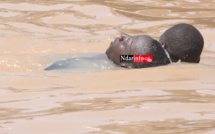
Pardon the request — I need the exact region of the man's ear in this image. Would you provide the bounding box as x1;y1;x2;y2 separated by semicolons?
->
161;42;167;49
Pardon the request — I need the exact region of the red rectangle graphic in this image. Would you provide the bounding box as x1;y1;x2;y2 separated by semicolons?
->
133;55;153;63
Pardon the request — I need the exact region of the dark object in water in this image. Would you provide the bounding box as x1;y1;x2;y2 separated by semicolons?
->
159;23;204;63
106;34;171;68
46;23;204;72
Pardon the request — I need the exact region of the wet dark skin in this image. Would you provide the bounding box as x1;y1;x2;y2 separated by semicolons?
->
106;34;171;68
159;23;204;63
45;23;204;71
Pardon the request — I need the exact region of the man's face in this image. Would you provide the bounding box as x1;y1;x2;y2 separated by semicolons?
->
105;34;132;67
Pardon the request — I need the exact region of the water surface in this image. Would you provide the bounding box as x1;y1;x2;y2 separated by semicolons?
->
0;0;215;134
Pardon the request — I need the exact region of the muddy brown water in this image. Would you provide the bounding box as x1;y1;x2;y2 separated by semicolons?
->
0;0;215;134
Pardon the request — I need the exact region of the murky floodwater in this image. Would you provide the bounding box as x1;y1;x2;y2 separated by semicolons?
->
0;0;215;134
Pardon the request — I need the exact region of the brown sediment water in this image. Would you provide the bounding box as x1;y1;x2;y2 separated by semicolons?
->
0;0;215;134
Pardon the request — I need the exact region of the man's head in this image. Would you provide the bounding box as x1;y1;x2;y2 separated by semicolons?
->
159;23;204;63
106;35;170;68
